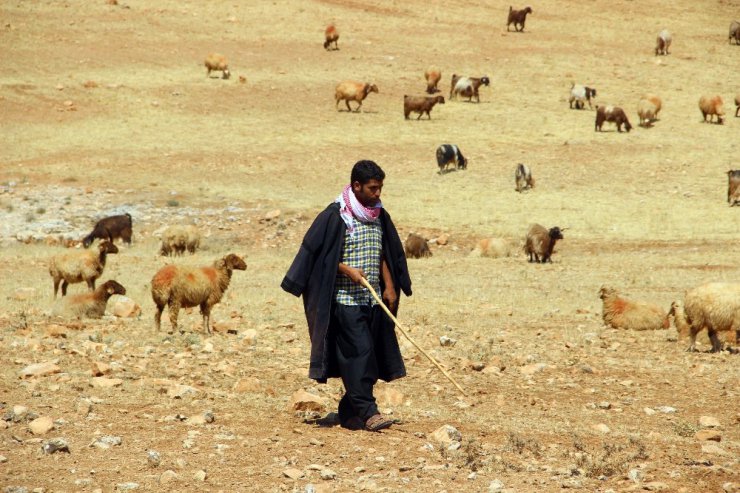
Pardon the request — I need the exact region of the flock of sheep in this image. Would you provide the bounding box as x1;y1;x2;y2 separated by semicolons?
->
39;7;740;355
47;214;246;335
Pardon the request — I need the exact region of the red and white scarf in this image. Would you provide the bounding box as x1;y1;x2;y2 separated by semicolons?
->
335;184;382;235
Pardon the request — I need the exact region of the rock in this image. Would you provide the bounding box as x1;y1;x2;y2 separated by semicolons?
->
203;411;215;423
91;435;122;449
0;455;6;463
5;405;29;422
42;438;70;454
723;482;739;493
430;424;462;446
28;416;54;435
642;482;669;491
597;401;612;410
19;362;61;378
90;361;111;376
695;430;722;442
193;470;207;481
90;377;123;388
147;450;161;467
644;407;656;416
12;287;36;301
628;468;643;483
592;423;610;433
701;443;729;456
233;377;262;392
159;470;178;484
439;335;457;347
112;297;141;318
44;324;67;338
282;468;304;480
698;416;721;428
76;399;92;417
263;209;281;221
288;390;325;412
435;234;449;246
520;363;548;376
167;385;199;399
242;329;258;345
375;386;404;406
656;406;676;414
489;479;504;493
319;468;337;480
115;483;139;491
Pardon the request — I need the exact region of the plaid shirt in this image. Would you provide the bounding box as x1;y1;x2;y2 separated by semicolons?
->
334;216;383;306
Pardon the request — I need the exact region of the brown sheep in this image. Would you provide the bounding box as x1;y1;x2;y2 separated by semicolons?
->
324;25;339;50
335;81;378;112
655;29;672;55
595;105;632;132
471;238;513;258
728;170;740;206
599;287;669;331
151;253;246;334
49;241;119;298
450;75;490;103
404;233;432;259
507;6;532;32
729;20;740;45
204;53;230;80
160;225;201;256
82;213;132;248
637;100;658;127
734;93;739;117
524;224;564;263
698;95;724;124
669;282;740;352
515;163;534;192
569;84;597;110
404;95;445;120
52;280;126;319
424;66;442;94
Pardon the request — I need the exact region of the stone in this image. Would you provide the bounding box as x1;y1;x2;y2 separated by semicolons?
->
91;435;122;449
723;483;739;493
695;430;721;442
168;385;199;399
439;335;457;347
76;399;92;417
698;416;721;428
90;361;111;376
233;377;262;393
283;468;304;480
193;470;207;481
44;324;67;338
19;362;61;378
642;482;669;491
520;363;548;376
6;405;29;422
0;455;6;463
288;390;325;412
28;416;54;435
435;234;449;246
656;406;676;413
319;468;337;480
42;438;70;454
375;386;404;407
112;297;141;318
147;450;161;467
628;468;643;483
701;443;729;456
430;425;462;446
159;470;178;484
489;479;504;493
115;483;139;491
592;423;610;433
90;377;123;388
242;329;258;345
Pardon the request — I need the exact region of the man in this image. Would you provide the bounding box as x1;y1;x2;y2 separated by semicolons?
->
281;160;412;432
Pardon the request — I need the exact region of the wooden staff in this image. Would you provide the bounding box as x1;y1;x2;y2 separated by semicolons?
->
360;278;467;396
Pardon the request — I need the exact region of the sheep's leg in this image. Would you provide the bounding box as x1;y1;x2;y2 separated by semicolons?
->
61;280;69;296
416;112;422;120
354;101;362;113
708;330;723;352
154;304;163;331
686;327;699;352
88;279;96;291
168;301;181;333
53;278;61;299
200;302;211;334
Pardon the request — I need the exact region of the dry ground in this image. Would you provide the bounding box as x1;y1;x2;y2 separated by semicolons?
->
1;0;739;492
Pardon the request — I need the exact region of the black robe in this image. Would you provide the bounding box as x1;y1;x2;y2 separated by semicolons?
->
281;203;412;382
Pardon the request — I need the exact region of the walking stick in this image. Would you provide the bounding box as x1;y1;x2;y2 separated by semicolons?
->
360;278;467;396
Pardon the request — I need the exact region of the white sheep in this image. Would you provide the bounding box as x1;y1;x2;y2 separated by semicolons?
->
52;280;126;319
49;241;119;298
669;282;740;352
698;95;725;124
569;84;597;110
151;253;246;334
160;225;201;256
655;29;672;55
599;286;669;331
637;99;658;127
204;53;231;80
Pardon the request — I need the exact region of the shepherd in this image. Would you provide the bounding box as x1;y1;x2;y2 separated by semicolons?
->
281;160;412;432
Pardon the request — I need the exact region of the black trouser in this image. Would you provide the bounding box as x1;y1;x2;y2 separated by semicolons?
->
332;303;382;423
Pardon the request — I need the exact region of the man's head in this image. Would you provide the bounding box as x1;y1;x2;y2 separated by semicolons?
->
351;160;385;207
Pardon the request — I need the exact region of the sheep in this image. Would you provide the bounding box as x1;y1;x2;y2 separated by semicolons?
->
734;93;739;117
335;81;378;112
598;287;670;331
49;240;119;298
507;6;532;32
160;225;201;256
698;95;725;124
637;99;659;127
204;53;230;80
569;84;597;110
404;233;432;259
52;280;126;319
669;282;740;352
595;105;632;132
151;253;246;334
436;144;467;172
471;238;513;258
425;66;442;94
524;224;563;263
515;163;534;192
82;213;132;248
729;20;740;45
655;29;672;55
450;75;490;103
728;170;740;206
404;95;445;120
324;24;339;50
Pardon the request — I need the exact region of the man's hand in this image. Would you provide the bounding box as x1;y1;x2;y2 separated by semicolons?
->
338;263;366;285
382;288;398;315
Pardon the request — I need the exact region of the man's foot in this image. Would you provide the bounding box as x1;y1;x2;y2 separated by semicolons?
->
364;414;393;432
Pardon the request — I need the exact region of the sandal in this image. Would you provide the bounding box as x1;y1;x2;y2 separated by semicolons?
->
365;414;393;432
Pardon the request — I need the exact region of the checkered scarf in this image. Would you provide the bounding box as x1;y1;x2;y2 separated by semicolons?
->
335;184;382;235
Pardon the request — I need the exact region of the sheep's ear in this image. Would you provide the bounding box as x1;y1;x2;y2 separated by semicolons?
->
107;286;115;295
215;259;227;269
